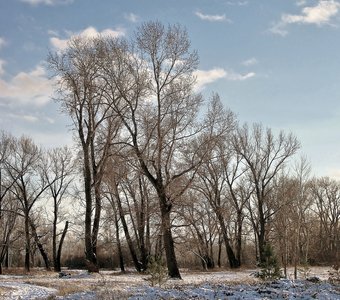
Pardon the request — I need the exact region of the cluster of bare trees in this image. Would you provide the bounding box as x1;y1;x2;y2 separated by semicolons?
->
0;21;338;277
0;132;74;273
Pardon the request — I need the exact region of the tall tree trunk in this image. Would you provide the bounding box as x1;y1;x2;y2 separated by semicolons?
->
216;211;240;268
159;194;181;279
236;211;243;265
114;214;125;272
92;184;101;259
115;191;141;272
83;150;98;271
29;218;50;270
55;221;68;272
52;199;58;271
24;211;30;272
258;199;266;265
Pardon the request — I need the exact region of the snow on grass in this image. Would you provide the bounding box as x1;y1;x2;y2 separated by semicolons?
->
0;267;339;299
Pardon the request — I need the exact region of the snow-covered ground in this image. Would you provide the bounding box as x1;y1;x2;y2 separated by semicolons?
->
0;267;339;299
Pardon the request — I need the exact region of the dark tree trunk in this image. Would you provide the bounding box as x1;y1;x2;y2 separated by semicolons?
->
29;218;51;270
52;201;57;272
83;149;98;272
55;221;68;272
114;216;125;272
24;211;30;272
258;199;266;264
216;211;240;268
92;184;101;259
116;190;141;272
159;194;181;279
236;211;243;265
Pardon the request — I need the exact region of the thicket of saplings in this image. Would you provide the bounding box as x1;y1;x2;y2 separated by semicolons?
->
0;21;338;280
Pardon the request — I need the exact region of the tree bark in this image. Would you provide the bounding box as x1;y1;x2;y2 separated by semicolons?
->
24;211;30;272
159;194;181;279
29;218;51;270
216;211;240;268
55;221;68;272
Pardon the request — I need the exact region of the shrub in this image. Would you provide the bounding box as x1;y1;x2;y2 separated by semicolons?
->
145;257;169;287
257;244;282;281
328;265;340;284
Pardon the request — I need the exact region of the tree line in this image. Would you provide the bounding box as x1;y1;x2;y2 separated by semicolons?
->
0;21;338;278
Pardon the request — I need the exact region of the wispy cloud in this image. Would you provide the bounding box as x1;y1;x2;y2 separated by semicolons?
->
124;13;139;23
49;26;126;51
242;57;258;66
0;60;5;76
9;113;39;123
194;68;255;90
270;0;340;36
195;11;231;22
0;37;7;49
226;1;248;6
296;0;307;6
0;64;54;107
21;0;73;6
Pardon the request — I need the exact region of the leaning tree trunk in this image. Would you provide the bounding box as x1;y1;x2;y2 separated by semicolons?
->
29;218;51;270
115;189;142;272
216;211;240;268
55;221;69;272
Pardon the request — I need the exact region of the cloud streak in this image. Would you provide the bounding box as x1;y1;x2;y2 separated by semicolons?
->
194;68;255;90
21;0;73;5
195;11;231;22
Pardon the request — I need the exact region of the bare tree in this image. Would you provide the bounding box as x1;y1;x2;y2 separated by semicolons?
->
44;146;74;272
6;136;52;272
48;38;121;271
233;123;300;264
310;177;340;264
100;21;218;278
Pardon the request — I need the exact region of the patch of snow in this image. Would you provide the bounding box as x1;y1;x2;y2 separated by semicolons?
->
0;282;57;300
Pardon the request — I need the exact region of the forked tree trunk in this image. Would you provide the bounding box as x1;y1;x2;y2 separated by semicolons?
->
29;218;51;270
216;211;240;268
115;188;141;272
55;221;69;272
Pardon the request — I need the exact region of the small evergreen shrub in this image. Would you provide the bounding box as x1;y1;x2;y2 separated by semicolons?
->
145;257;169;287
257;244;282;281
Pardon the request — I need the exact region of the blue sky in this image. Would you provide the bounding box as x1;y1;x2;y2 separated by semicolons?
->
0;0;340;179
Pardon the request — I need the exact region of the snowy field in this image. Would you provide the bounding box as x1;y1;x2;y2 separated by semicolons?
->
0;267;339;299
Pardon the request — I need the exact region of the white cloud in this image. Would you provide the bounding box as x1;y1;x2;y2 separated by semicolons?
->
124;13;139;23
194;68;227;90
194;68;255;90
0;60;5;76
21;0;73;6
195;11;231;22
0;37;6;49
283;0;340;25
9;113;39;123
226;71;256;81
296;0;307;6
270;0;340;35
226;1;248;6
50;26;126;51
242;57;258;66
0;64;54;107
